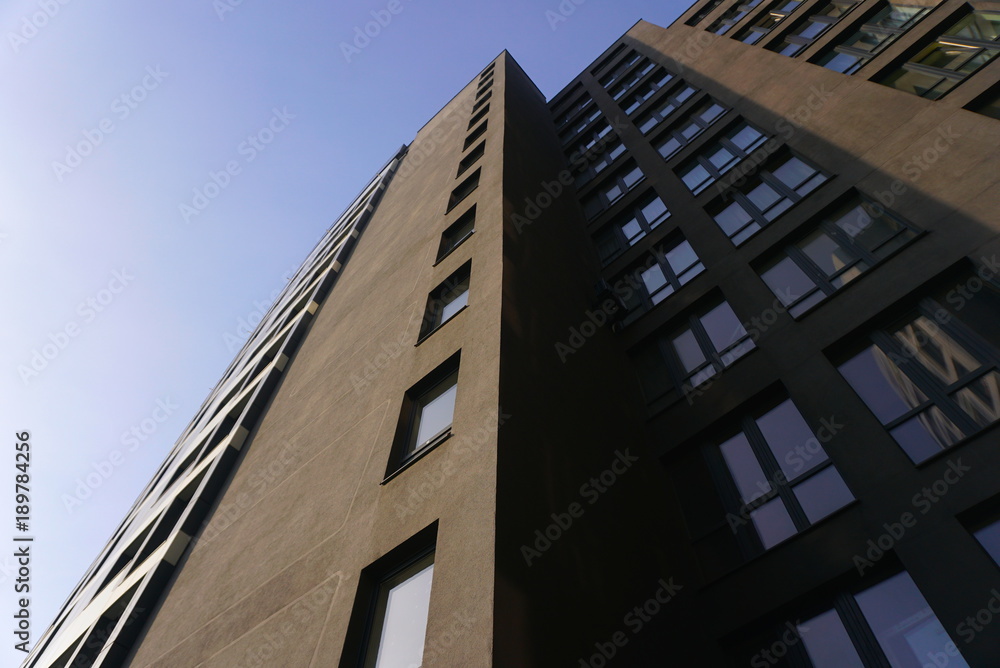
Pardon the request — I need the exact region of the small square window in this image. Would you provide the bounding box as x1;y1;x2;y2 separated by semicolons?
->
388;353;461;475
447;169;480;213
437;206;476;262
419;262;471;341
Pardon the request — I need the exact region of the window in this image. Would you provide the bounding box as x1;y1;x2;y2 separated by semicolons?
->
598;50;643;89
634;83;699;133
974;518;1000;564
836;270;1000;463
633;298;755;403
813;2;931;74
567;120;614;162
476;79;492;98
592;192;671;265
436;206;475;262
574;135;627;187
580;162;645;219
877;10;1000;99
616;235;705;324
733;0;805;44
654;98;728;160
464;121;487;150
607;58;658;100
620;69;678;114
479;63;494;80
716;398;853;550
472;91;491;112
758;193;919;316
707;0;766;35
553;95;594;131
446;169;480;213
710;152;829;244
686;0;724;26
389;353;461;472
967;82;1000;119
419;262;471;341
678;120;769;194
591;44;628;76
457;142;485;177
468;105;489;130
559;105;603;145
766;0;859;56
738;571;970;667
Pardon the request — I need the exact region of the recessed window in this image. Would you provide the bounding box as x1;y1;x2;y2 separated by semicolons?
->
634;83;699;133
836;269;1000;463
479;63;495;80
464;121;487;150
457;141;485;177
733;0;805;44
437;206;476;262
472;91;492;112
974;518;1000;564
389;353;461;472
598;50;643;89
616;235;705;324
812;2;931;74
686;0;724;26
765;0;859;56
468;105;489;130
591;44;628;75
678;120;769;194
877;10;1000;99
758;192;919;316
553;94;594;131
593;192;671;265
574;136;627;187
559;105;603;144
737;571;970;667
447;169;480;213
967;82;1000;119
621;69;678;115
709;151;829;244
476;80;492;98
419;262;471;341
707;0;765;35
566;120;614;161
607;59;658;100
654;98;728;160
581;162;646;219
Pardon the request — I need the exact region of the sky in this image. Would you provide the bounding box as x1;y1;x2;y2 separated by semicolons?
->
0;0;688;661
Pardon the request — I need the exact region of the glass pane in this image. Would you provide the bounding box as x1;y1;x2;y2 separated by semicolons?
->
715;201;754;238
701;302;747;354
893;316;981;386
839;346;925;424
799;230;857;278
794;466;854;523
412;374;458;452
755;399;828;479
641;196;669;225
373;563;434;668
975;520;1000;565
658;136;682;159
641;265;669;298
622;218;644;244
672;328;707;374
821;51;863;73
719;432;771;502
666;240;699;277
832;202;914;257
603;182;624;202
762;256;819;308
952;370;1000;428
440;279;470;323
945;12;1000;42
729;123;765;152
675;85;696;103
701;102;727;122
789;291;827;317
682;163;712;192
890;407;964;463
799;608;865;668
623;166;644;188
747;181;782;211
680;121;701;139
751;498;798;549
854;572;970;668
708;145;738;171
772;156;815;189
798;19;828;39
880;67;948;99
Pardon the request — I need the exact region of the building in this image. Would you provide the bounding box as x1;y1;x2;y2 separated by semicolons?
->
25;0;1000;665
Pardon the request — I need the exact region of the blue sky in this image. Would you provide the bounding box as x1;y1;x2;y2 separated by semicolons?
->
0;0;687;659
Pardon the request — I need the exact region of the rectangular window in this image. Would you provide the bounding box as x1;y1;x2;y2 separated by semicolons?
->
559;105;604;145
388;353;461;474
686;0;724;25
634;83;699;133
419;262;471;341
812;2;931;74
580;161;646;219
836;269;1000;463
464;121;487;150
591;44;628;76
592;191;671;265
446;169;480;213
967;82;1000;119
574;136;627;187
733;0;805;44
620;69;678;115
437;206;475;262
468;105;489;130
457;141;485;177
757;192;919;316
472;91;492;112
709;152;829;244
553;95;593;131
678;120;769;194
877;10;1000;99
607;58;658;100
476;79;492;98
707;0;766;34
479;63;494;80
738;571;970;667
975;519;1000;564
765;0;859;56
654;98;728;160
598;50;643;89
615;235;705;324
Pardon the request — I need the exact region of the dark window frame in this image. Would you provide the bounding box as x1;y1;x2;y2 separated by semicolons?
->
634;82;700;133
457;141;486;177
593;191;672;265
678;119;770;194
581;161;646;220
653;97;729;161
811;1;932;74
446;169;481;213
417;261;472;343
621;68;679;115
616;233;705;324
436;205;476;264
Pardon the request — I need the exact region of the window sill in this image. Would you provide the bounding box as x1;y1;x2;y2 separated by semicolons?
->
415;305;469;346
381;430;453;485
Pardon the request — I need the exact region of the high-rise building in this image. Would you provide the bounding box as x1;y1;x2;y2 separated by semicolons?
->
27;0;1000;665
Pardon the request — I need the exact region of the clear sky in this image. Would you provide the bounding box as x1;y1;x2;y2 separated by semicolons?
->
0;0;688;660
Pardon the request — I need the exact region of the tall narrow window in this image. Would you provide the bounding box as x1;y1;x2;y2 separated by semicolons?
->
419;262;471;341
836;270;1000;463
447;169;480;213
457;141;485;177
464;121;487;150
388;353;461;474
437;206;476;262
363;553;435;668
